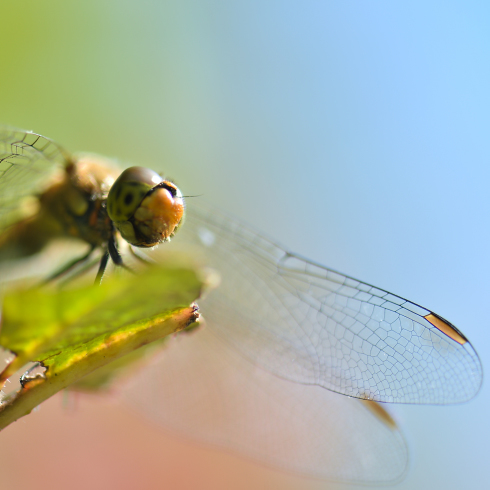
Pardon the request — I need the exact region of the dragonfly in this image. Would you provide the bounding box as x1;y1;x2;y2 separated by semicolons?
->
0;127;483;484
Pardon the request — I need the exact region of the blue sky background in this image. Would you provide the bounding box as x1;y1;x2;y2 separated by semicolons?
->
0;1;488;489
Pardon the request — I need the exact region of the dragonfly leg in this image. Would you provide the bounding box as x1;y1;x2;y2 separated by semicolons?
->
95;250;110;285
108;235;133;271
108;234;123;267
42;245;96;284
96;235;136;285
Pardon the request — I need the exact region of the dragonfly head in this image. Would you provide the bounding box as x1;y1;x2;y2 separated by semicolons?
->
107;166;185;247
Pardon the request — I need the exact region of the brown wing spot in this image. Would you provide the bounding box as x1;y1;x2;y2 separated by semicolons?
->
424;313;467;345
361;400;397;430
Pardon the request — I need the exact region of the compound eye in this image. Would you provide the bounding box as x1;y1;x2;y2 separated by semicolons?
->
107;166;163;222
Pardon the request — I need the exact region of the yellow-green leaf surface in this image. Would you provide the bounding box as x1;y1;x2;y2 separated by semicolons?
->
0;264;203;381
0;264;204;430
0;304;200;430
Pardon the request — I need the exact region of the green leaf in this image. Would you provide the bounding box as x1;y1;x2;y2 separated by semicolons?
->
0;264;204;430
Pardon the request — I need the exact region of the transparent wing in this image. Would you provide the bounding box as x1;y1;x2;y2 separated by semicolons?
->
123;326;408;484
165;201;482;405
0;127;70;233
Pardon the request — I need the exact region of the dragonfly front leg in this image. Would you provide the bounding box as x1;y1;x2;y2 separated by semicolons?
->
95;234;134;285
94;250;110;285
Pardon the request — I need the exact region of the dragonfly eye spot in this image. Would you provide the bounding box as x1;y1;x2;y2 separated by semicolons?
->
124;192;134;206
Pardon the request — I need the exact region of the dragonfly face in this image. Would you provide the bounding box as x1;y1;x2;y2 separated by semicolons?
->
0;127;483;484
107;166;184;248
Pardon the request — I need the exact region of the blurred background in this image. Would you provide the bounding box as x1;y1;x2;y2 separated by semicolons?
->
0;1;488;489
